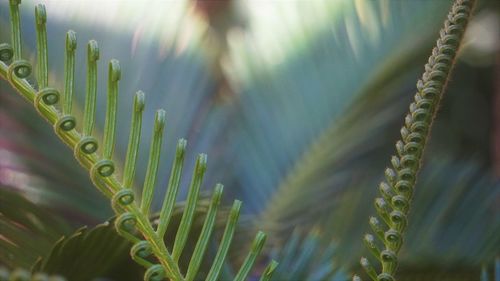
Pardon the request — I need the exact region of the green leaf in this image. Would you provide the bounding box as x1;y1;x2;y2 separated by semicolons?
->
0;187;71;269
32;218;143;281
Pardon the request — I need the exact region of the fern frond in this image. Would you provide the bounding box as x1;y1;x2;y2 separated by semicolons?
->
0;1;277;280
355;0;476;280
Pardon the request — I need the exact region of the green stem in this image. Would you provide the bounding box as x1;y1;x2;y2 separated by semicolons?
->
63;31;76;115
35;4;48;89
83;40;99;137
9;0;22;60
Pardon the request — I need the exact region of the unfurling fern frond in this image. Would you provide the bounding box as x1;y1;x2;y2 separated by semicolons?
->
0;1;276;280
354;0;477;281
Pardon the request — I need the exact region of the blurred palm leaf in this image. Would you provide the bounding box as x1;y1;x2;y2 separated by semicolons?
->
32;219;142;280
221;0;452;212
401;157;499;266
0;187;71;269
266;228;347;281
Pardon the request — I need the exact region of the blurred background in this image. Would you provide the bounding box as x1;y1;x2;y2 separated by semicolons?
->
0;0;499;280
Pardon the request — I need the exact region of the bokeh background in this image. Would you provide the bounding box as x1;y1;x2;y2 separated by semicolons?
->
1;0;499;280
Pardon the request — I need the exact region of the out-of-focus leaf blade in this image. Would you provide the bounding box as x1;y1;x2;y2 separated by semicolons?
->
267;228;347;281
223;0;452;213
32;218;143;280
0;187;71;269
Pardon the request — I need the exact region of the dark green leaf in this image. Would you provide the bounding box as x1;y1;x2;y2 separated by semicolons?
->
32;218;142;281
0;187;71;269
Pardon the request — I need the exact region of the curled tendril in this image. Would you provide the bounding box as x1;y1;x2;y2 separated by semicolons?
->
115;212;140;243
0;43;13;62
383;229;402;252
377;273;395;281
8;59;31;79
389;211;407;232
131;241;154;268
357;0;476;280
92;159;115;178
390;195;408;213
380;250;397;276
144;265;166;281
54;115;79;148
112;189;135;213
90;159;116;197
76;136;98;155
55;115;77;132
34;88;60;123
74;136;99;171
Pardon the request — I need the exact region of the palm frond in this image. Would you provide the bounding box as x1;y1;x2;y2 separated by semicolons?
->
0;1;276;280
355;1;476;279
